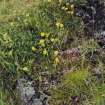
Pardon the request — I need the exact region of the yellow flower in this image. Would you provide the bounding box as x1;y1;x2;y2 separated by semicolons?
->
39;39;45;46
54;51;59;56
61;6;65;10
10;22;14;26
48;0;51;2
51;38;55;42
67;11;71;14
61;6;68;11
60;23;64;28
23;67;29;72
67;10;74;15
71;4;74;9
70;11;74;15
59;0;62;3
56;22;64;28
32;46;36;52
51;38;59;43
40;32;45;37
64;7;68;11
56;22;60;27
54;57;60;64
43;49;48;55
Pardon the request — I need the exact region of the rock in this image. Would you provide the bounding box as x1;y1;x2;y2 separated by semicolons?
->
32;99;42;105
17;78;36;105
17;77;49;105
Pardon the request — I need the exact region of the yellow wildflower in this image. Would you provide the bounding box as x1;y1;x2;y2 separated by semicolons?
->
71;4;74;9
10;22;14;26
54;57;60;64
43;49;48;55
23;67;29;72
32;46;36;52
60;23;64;28
56;22;60;27
48;0;51;2
61;6;65;10
70;11;74;15
39;39;45;46
56;22;64;28
64;7;68;11
54;51;59;56
67;11;71;14
67;10;74;15
61;6;68;11
59;0;62;3
40;32;45;37
51;38;55;42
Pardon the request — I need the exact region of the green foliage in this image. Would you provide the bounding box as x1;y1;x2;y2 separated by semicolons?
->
0;0;105;105
50;69;89;105
62;69;89;85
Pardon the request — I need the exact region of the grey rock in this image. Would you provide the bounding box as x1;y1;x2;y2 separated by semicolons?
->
32;99;42;105
17;77;49;105
17;78;36;105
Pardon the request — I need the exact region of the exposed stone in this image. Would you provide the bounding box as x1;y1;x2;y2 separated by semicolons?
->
17;77;49;105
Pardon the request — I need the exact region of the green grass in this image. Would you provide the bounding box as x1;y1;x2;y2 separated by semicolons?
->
0;0;39;104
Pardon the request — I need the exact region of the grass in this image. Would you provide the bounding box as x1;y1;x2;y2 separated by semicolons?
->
0;0;105;105
0;0;38;104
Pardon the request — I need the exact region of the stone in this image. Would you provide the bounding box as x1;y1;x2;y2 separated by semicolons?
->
16;77;49;105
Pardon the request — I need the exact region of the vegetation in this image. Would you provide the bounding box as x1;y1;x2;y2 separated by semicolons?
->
0;0;105;105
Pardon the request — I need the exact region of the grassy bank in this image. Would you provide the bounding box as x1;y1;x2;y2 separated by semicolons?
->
0;0;105;105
